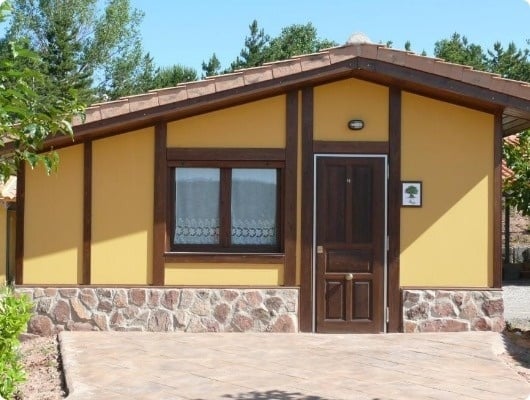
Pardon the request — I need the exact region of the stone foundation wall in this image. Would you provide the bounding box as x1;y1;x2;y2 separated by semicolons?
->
15;287;299;336
403;289;504;333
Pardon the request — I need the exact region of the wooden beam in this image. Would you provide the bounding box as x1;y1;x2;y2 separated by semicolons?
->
284;91;298;286
166;148;285;161
388;87;402;332
15;162;25;284
313;141;388;154
82;141;92;284
299;87;314;332
152;123;167;286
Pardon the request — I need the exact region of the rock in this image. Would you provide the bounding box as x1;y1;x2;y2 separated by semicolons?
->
69;322;94;331
97;299;113;313
406;302;429;320
129;288;146;306
161;290;180;310
110;311;125;327
28;315;54;336
80;289;98;309
214;303;230;324
93;313;109;331
147;290;161;308
191;299;209;316
96;288;112;299
270;315;295;333
265;297;283;312
471;317;490;331
58;288;78;298
34;288;45;298
432;300;456;318
44;288;58;297
174;310;189;328
252;308;271;324
221;289;239;302
114;290;128;308
36;298;53;314
231;314;254;332
403;321;417;333
148;310;172;332
178;290;194;309
244;291;263;307
71;298;92;321
482;299;504;317
52;300;70;324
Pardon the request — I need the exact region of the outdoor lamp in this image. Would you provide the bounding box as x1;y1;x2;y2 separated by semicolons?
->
347;119;365;130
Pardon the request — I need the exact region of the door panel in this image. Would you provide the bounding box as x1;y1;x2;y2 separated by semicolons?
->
316;157;385;333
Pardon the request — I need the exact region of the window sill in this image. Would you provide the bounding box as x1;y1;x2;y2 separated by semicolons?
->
164;252;285;264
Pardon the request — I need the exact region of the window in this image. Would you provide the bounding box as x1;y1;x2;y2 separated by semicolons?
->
170;163;282;253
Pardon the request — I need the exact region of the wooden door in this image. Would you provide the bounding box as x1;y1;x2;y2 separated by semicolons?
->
316;157;385;333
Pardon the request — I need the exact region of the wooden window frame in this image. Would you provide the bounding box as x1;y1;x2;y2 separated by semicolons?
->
167;160;285;255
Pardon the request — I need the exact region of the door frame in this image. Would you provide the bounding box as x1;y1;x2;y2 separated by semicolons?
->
312;154;389;333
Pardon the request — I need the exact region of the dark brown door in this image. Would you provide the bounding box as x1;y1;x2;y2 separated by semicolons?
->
316;156;385;333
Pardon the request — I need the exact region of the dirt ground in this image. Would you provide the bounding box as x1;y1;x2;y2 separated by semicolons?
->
16;335;66;400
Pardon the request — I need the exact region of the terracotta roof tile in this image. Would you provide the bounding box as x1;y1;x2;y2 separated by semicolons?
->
83;106;102;124
269;59;302;78
376;47;410;66
461;68;496;87
185;80;216;98
213;73;245;92
127;92;159;112
242;66;274;85
153;86;188;105
300;52;331;71
433;61;471;81
327;45;359;63
98;99;130;119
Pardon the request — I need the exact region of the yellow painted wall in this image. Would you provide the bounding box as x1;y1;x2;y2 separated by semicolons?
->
167;96;286;148
165;263;284;285
314;78;389;142
24;146;83;284
400;92;493;287
91;128;154;284
0;206;6;284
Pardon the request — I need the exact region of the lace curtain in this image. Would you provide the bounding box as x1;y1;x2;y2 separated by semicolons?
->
174;168;277;246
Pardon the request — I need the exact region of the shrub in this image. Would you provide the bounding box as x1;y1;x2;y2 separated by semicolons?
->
0;287;33;399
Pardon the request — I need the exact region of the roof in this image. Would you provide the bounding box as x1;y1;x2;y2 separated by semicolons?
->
51;42;530;149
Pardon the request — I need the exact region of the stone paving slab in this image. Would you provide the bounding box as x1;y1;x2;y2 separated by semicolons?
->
59;331;530;400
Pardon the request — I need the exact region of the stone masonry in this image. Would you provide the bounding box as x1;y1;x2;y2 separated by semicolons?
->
15;287;299;336
403;289;505;333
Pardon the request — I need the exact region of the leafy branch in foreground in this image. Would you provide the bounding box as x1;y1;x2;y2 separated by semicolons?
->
0;1;84;181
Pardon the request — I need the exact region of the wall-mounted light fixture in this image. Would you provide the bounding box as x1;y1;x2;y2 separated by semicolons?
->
348;119;365;131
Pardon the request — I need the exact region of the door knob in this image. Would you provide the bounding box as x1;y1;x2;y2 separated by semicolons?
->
345;273;353;281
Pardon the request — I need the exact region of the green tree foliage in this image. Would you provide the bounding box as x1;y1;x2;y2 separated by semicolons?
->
201;53;222;78
153;65;198;88
0;286;33;399
230;20;270;71
434;33;486;70
6;0;147;101
265;22;337;62
0;2;84;180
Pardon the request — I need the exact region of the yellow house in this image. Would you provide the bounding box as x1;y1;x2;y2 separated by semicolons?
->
10;42;530;334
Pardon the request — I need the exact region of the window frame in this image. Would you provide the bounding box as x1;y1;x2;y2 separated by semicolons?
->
167;159;285;255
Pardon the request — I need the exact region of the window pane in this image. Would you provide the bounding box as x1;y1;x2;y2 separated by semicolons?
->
231;169;277;246
174;168;220;245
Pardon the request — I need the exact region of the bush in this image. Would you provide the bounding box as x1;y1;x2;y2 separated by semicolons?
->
0;287;33;399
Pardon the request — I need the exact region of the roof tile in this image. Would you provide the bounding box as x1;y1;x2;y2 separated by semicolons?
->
242;66;274;85
461;69;496;88
376;47;409;66
300;52;331;71
270;59;302;78
404;53;439;73
82;107;102;124
128;93;159;112
185;80;216;98
154;86;188;105
214;73;245;92
433;61;471;81
328;45;360;64
356;43;380;59
99;99;131;119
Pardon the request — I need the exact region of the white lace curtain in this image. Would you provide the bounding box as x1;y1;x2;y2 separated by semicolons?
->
174;168;277;246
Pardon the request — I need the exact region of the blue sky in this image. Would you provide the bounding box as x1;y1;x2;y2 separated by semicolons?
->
131;0;530;73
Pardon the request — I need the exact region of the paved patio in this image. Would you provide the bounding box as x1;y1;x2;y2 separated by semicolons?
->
60;331;529;400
